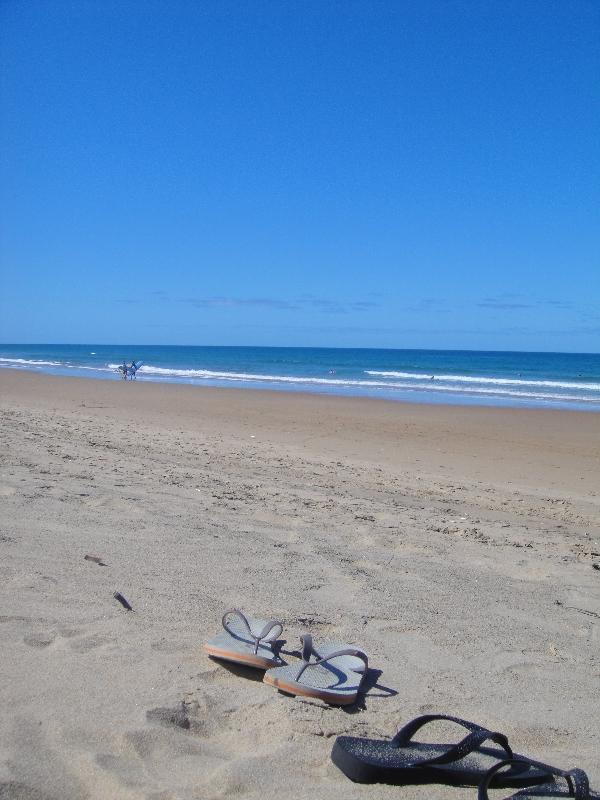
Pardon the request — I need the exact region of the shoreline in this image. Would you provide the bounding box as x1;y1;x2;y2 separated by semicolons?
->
2;369;600;500
2;344;600;412
1;367;599;798
3;365;600;415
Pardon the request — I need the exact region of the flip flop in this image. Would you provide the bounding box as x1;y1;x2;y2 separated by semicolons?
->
262;633;368;705
331;714;553;786
479;759;593;799
203;609;284;669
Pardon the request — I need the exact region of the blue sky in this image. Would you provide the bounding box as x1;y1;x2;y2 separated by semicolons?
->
1;0;599;351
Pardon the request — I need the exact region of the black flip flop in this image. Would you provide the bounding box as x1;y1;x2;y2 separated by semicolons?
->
331;714;553;786
479;759;594;799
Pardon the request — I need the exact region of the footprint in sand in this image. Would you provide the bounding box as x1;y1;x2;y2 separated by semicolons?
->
0;782;58;800
23;632;56;648
68;634;114;653
95;726;214;794
22;628;110;652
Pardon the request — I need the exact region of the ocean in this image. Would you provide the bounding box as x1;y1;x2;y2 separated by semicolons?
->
1;344;599;411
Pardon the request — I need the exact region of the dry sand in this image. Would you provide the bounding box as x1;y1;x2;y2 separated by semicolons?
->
1;369;599;800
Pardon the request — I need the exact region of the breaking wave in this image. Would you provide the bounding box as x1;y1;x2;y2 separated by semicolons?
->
365;370;600;392
103;363;600;403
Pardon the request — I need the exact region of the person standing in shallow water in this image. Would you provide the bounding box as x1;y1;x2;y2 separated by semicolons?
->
128;361;141;379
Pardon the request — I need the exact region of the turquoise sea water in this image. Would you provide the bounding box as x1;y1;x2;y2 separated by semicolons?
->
1;344;600;411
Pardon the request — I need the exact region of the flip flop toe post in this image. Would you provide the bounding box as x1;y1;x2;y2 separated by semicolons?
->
203;609;284;669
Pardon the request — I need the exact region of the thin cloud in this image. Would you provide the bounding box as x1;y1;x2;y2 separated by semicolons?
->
483;292;522;300
305;298;348;314
181;295;380;314
126;291;381;314
478;292;532;310
477;301;533;309
144;322;208;328
184;296;300;310
117;289;168;305
234;323;397;334
398;298;452;313
540;299;575;310
477;294;581;311
539;325;600;336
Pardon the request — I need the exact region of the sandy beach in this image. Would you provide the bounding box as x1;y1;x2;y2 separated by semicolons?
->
1;369;599;800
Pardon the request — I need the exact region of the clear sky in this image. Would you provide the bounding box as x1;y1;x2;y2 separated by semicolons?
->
1;0;598;351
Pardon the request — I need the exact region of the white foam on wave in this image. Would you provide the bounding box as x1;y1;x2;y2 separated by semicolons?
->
0;357;113;373
115;364;599;404
0;357;63;367
128;364;379;385
365;370;600;392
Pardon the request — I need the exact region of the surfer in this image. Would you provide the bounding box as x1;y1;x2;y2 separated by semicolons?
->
127;360;142;379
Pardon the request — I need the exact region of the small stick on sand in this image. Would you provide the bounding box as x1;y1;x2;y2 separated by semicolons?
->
113;592;133;611
84;554;107;566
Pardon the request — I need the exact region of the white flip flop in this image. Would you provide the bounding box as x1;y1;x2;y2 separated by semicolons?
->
263;633;368;705
203;609;284;669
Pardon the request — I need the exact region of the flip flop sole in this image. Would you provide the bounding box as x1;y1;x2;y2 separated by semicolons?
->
331;738;552;786
262;671;359;705
331;739;421;783
203;643;277;669
331;739;482;785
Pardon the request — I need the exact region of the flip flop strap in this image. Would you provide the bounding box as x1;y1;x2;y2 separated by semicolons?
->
392;714;512;766
300;633;312;662
294;638;368;682
478;759;589;800
222;609;283;655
